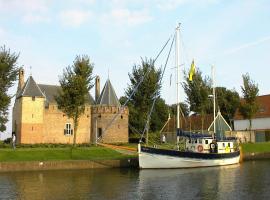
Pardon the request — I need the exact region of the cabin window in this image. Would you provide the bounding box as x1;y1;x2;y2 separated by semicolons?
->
195;139;197;144
205;140;208;144
228;143;231;147
223;143;225;147
98;128;102;138
64;123;73;135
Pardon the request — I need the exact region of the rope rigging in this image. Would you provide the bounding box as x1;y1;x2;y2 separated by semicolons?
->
141;34;176;141
98;34;174;141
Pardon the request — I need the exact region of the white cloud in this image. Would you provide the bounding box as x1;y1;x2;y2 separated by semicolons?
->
0;0;49;13
0;27;5;36
0;0;51;25
103;8;153;26
59;9;93;27
157;0;219;11
223;36;270;56
22;14;50;24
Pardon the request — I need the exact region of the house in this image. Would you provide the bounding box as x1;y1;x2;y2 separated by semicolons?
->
233;95;270;142
12;68;129;144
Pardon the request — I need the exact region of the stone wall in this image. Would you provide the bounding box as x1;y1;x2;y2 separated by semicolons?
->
91;106;129;144
20;97;45;143
12;98;22;143
43;104;91;144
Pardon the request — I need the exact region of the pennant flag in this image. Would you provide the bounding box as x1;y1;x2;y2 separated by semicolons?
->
189;59;196;81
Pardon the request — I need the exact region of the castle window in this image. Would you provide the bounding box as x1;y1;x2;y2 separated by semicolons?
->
32;96;35;101
98;128;102;138
64;123;73;135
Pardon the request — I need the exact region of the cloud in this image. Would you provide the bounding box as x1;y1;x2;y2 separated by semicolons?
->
223;36;270;56
0;0;49;13
59;9;93;27
102;8;153;26
156;0;219;11
0;0;50;25
22;14;50;24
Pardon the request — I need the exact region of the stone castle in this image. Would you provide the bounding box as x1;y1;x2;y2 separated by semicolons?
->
12;68;129;144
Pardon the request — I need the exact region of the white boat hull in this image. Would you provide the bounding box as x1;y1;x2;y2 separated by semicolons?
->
139;151;240;169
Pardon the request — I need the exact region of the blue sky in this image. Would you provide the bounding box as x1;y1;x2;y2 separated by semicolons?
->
0;0;270;139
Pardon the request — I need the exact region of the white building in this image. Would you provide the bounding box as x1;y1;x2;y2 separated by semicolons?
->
234;95;270;142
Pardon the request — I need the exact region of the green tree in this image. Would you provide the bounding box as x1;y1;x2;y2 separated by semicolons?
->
216;87;240;128
125;58;163;133
56;55;94;146
239;73;259;131
0;46;19;132
183;69;212;130
169;102;189;117
150;98;169;132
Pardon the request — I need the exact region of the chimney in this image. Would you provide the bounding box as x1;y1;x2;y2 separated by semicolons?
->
95;76;100;102
19;67;24;90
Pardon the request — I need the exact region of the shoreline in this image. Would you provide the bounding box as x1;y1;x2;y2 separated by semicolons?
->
0;158;139;172
0;152;270;172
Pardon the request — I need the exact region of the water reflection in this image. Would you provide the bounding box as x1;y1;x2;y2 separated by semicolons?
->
0;161;269;200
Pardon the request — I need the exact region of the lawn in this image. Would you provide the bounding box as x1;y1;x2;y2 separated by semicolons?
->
241;142;270;153
0;146;135;162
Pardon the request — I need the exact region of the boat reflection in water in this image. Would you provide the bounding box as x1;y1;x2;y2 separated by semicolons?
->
138;162;269;200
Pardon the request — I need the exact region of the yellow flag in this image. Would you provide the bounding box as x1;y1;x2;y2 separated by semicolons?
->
189;60;195;81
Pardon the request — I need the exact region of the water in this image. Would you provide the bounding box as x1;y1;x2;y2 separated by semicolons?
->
0;160;269;200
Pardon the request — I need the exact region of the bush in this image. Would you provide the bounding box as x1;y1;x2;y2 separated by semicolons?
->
3;137;11;144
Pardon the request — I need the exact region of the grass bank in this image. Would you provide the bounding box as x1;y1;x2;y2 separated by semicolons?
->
241;142;270;153
0;146;135;162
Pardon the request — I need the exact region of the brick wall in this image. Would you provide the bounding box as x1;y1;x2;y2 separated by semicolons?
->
91;106;129;144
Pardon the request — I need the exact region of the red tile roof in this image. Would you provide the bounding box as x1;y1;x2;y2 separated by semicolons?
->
234;94;270;120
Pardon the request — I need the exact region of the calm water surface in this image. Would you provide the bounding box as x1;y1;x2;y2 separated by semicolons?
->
0;160;269;200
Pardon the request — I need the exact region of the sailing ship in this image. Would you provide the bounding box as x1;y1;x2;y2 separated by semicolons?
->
138;24;240;169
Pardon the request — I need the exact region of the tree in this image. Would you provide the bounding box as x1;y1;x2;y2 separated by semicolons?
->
239;73;259;131
125;58;163;133
169;102;190;117
56;55;94;146
216;87;240;128
0;46;19;132
150;98;169;132
183;69;212;130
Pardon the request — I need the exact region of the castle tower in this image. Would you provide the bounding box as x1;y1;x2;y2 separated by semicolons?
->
13;75;45;144
91;78;129;143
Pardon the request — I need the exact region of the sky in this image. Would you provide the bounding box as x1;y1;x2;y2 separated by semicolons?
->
0;0;270;139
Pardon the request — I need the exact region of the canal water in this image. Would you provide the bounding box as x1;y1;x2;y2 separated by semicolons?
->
0;160;269;200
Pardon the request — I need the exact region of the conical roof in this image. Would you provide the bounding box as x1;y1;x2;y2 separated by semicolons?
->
96;79;120;106
17;76;45;98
